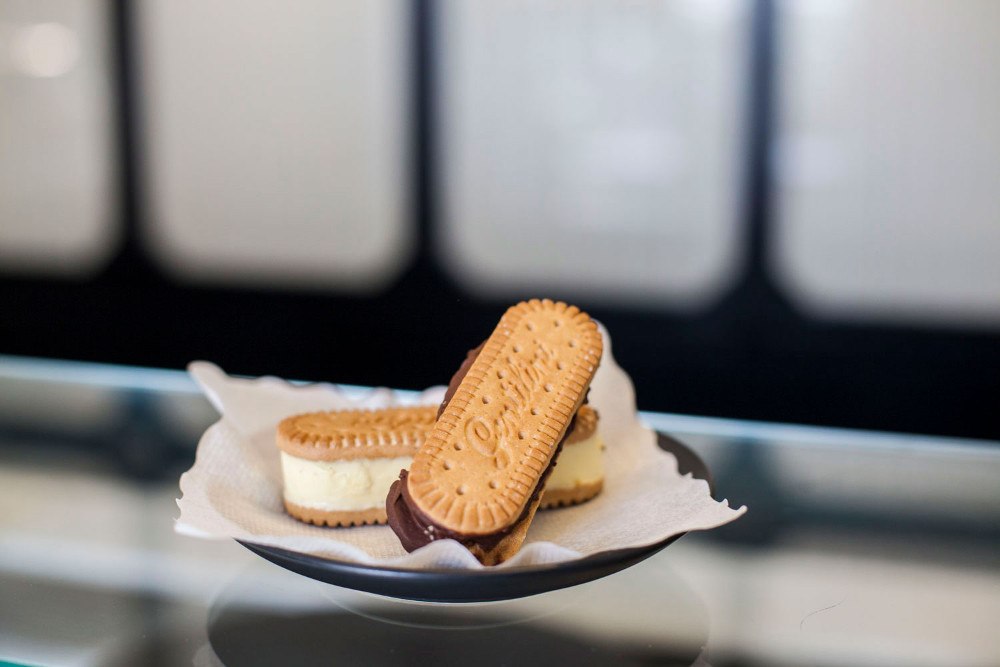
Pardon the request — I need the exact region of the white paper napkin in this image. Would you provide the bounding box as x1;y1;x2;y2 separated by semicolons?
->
176;327;746;569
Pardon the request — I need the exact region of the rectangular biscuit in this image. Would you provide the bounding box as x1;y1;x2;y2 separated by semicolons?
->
277;406;437;461
405;299;603;541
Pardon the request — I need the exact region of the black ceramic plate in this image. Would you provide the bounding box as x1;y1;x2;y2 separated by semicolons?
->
240;433;712;603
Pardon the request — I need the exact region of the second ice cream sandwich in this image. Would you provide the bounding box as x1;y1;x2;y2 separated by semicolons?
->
277;406;436;526
539;405;603;509
387;299;603;565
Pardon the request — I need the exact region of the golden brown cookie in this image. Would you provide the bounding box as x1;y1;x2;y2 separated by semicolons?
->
388;299;603;564
565;405;598;444
540;479;604;509
277;405;436;461
283;501;389;527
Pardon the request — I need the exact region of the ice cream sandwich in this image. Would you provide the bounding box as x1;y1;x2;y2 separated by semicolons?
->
387;299;603;565
539;405;603;509
276;406;436;526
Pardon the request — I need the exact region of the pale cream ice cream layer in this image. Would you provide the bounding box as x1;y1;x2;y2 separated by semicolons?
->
280;452;412;511
282;432;603;511
547;433;604;489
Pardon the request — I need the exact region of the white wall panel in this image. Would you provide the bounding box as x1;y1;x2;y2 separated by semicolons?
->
0;0;117;276
773;0;1000;326
139;0;410;291
436;0;749;308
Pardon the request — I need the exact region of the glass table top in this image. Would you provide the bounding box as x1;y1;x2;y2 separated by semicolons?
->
1;355;998;666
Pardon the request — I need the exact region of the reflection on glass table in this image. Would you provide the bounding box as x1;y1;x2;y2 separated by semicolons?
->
0;356;997;666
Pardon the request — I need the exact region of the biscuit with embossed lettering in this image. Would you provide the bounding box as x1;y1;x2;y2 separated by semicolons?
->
276;406;436;527
386;299;603;564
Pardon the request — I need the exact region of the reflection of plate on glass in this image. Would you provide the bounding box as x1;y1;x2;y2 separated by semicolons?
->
239;433;712;603
208;552;710;665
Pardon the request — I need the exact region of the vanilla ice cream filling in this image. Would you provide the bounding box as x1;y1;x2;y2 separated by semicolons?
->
283;432;602;510
281;453;412;511
547;433;604;489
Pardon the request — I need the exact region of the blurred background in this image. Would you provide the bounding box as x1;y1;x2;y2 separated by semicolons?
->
1;0;999;439
3;3;1000;666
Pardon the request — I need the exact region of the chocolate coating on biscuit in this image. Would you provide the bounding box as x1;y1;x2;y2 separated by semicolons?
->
437;341;485;419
